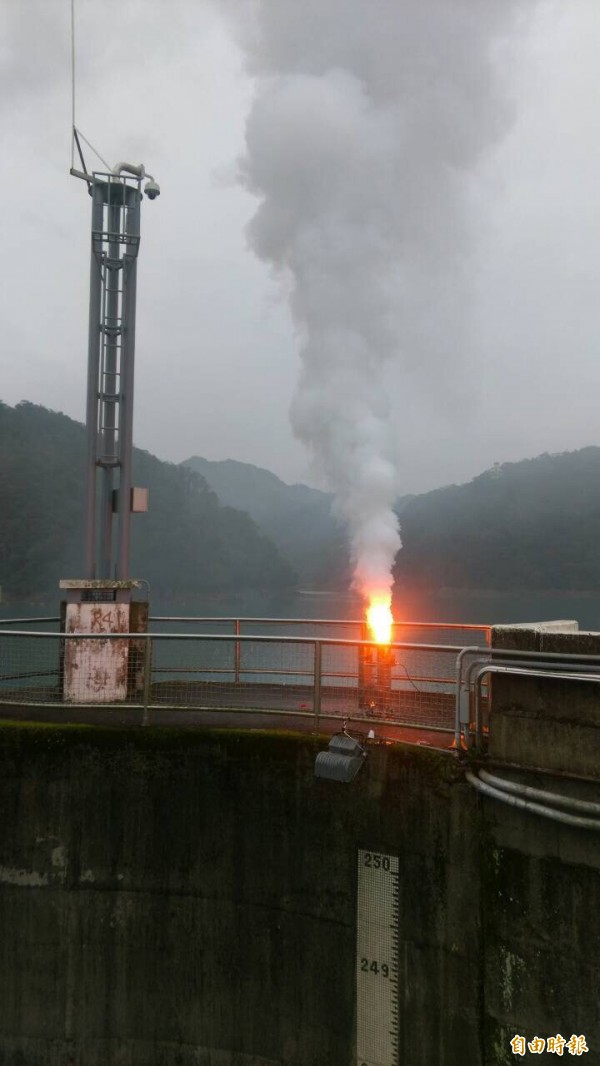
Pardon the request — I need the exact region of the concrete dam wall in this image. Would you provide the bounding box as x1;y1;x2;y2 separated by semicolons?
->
0;721;598;1065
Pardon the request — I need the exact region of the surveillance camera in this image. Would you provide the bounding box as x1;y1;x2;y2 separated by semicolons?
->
144;179;160;200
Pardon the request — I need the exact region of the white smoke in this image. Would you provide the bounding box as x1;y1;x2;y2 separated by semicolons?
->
232;0;527;604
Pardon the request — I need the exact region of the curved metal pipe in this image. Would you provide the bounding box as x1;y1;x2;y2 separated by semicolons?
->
454;646;484;747
472;663;600;753
465;770;600;830
454;644;600;751
479;768;600;817
112;162;145;178
111;162;158;185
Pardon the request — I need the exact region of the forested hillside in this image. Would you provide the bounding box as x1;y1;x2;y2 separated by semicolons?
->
396;449;600;590
183;456;350;588
0;402;295;601
4;400;600;601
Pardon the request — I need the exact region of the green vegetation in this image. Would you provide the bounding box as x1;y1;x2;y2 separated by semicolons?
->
3;399;600;600
396;450;600;590
0;401;295;601
185;449;600;594
183;455;350;589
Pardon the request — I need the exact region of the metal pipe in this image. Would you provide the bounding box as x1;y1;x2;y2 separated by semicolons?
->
85;184;104;577
98;193;121;578
468;644;600;667
485;755;600;787
0;670;58;682
466;655;600;708
472;663;600;753
465;770;600;830
234;619;241;683
149;667;453;686
116;185;140;579
459;648;600;749
478;768;600;816
313;641;322;732
464;653;600;693
454;646;484;747
0;630;496;652
142;633;152;726
149;615;491;634
0;628;464;735
112;162;146;178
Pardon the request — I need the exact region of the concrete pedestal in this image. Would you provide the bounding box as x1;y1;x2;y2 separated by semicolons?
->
59;581;148;704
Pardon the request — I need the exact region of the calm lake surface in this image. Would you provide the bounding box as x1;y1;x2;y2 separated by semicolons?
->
3;588;600;700
5;588;600;631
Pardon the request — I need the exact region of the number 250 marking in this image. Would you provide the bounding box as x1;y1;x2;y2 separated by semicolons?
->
363;852;391;871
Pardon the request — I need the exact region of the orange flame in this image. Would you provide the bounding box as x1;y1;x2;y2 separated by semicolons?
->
366;596;393;644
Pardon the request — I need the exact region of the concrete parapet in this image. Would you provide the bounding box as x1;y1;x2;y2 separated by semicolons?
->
0;724;598;1064
492;619;579;652
489;621;600;778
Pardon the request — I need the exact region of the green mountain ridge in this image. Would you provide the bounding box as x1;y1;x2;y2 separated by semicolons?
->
3;399;599;601
395;449;600;591
182;455;350;588
183;450;600;593
0;401;295;601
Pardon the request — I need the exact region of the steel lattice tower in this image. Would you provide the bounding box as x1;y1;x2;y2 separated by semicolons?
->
72;157;159;579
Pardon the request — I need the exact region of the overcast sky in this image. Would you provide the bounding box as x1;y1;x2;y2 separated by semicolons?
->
2;1;600;495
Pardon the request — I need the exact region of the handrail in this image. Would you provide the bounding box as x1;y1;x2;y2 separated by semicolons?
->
0;629;471;653
6;626;600;752
471;663;600;753
0;614;491;635
149;616;491;631
454;646;484;747
7;626;599;754
0;627;464;733
455;645;600;749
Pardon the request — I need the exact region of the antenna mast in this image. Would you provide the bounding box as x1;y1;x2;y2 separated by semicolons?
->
72;162;160;579
69;1;160;578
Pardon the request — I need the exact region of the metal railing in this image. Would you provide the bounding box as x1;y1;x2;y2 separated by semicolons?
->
0;627;474;737
0;615;491;639
149;617;490;691
457;646;600;751
3;623;599;755
149;615;491;644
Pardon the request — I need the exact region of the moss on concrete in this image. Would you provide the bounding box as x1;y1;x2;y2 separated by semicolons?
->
0;722;598;1065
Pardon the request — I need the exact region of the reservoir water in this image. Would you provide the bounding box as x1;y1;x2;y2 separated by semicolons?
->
2;588;599;711
151;587;600;633
4;588;600;630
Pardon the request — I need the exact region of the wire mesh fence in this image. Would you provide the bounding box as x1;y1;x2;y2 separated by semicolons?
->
150;636;317;712
0;632;62;700
0;627;484;733
149;615;491;647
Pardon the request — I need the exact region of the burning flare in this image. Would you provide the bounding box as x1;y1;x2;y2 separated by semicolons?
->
366;596;393;645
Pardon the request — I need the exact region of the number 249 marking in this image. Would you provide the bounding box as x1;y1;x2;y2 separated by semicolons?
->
360;958;389;978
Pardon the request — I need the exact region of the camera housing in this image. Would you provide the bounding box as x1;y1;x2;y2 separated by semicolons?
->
144;179;161;200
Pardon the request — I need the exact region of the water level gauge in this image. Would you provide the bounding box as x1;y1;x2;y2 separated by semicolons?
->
356;848;400;1065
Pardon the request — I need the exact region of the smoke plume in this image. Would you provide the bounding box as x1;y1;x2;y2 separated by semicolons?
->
234;0;525;604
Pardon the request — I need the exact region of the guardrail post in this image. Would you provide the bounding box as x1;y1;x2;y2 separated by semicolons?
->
475;675;484;755
234;619;241;684
313;640;322;733
142;633;153;727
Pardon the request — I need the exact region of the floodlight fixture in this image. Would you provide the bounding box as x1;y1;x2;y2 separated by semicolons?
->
314;732;367;783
